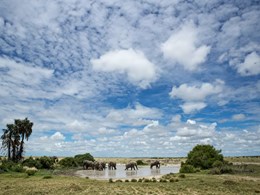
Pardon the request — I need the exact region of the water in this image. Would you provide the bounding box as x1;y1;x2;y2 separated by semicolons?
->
75;164;180;179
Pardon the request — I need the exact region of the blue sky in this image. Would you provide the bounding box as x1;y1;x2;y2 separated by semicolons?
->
0;0;259;157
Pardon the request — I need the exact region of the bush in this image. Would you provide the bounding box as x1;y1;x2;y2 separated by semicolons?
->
11;164;24;172
0;160;16;172
138;178;143;182
212;160;224;168
37;156;55;169
125;179;129;182
144;179;150;182
180;164;196;173
131;179;137;182
26;168;37;176
185;144;224;169
115;179;123;182
43;175;53;179
58;157;78;168
74;153;95;166
23;156;55;169
108;178;113;183
179;174;186;178
136;160;147;166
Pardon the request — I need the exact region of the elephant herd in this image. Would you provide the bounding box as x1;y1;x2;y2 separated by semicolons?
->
83;160;160;171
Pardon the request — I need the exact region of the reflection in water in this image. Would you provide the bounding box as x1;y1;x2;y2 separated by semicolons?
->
126;170;137;177
151;169;160;176
108;170;116;177
76;165;180;179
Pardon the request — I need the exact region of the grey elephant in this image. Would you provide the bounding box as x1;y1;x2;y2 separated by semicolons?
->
94;161;104;171
108;162;117;170
125;162;138;170
83;160;94;170
150;160;160;169
101;162;106;169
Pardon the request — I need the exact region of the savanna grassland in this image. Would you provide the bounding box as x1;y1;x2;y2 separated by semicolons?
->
0;157;260;195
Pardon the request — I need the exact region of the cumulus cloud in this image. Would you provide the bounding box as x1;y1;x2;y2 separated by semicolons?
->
170;82;223;102
181;102;207;114
91;49;157;88
161;22;211;71
236;52;260;76
169;81;224;113
50;132;65;140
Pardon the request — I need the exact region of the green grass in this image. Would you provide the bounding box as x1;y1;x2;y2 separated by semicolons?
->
0;170;259;195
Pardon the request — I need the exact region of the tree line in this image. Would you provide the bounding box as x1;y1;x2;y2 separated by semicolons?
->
1;118;33;162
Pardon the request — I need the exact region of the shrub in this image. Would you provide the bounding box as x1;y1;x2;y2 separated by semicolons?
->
144;179;150;182
125;179;129;182
136;160;147;166
11;164;24;172
213;160;224;168
179;174;186;178
26;168;37;176
115;179;123;182
186;144;224;169
131;179;137;182
58;157;78;168
22;157;37;168
209;167;221;175
169;178;175;182
109;178;113;183
74;153;95;166
138;178;143;182
37;156;55;169
43;175;53;179
180;164;196;173
159;179;167;182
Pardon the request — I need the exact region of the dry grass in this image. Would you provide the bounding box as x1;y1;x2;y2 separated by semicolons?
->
0;169;259;195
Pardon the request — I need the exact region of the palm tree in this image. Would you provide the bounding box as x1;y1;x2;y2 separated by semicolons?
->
15;118;33;160
1;128;11;160
1;124;15;160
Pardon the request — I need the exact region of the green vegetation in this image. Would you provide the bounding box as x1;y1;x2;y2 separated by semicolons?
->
74;153;95;166
1;170;259;195
180;144;224;173
136;160;147;166
187;144;224;169
58;153;95;168
1;118;33;162
58;157;78;168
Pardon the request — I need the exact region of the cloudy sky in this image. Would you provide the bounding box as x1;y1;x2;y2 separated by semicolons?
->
0;0;259;157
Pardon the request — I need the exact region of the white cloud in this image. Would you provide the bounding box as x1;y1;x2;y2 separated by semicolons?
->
161;22;211;71
170;82;223;102
0;57;53;85
236;52;260;76
91;49;157;88
50;132;65;141
170;81;224;113
181;102;207;114
232;114;246;121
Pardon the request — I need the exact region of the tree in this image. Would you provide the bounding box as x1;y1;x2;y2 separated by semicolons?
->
185;144;224;169
1;127;12;160
1;118;33;162
15;118;33;161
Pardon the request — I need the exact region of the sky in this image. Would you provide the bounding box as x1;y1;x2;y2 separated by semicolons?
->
0;0;259;157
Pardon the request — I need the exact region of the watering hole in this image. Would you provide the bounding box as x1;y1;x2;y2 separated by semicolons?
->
75;164;180;180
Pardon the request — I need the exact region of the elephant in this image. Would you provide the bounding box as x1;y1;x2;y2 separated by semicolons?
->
101;162;106;170
125;162;138;170
150;160;160;169
83;160;95;170
108;162;117;170
94;161;104;171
